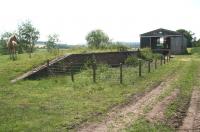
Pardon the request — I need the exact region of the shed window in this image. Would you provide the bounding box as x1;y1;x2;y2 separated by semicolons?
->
156;37;164;48
160;37;164;44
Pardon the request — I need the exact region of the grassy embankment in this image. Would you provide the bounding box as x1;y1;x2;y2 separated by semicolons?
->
0;48;186;131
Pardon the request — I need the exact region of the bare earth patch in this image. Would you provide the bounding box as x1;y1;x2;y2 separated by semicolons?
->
178;89;200;132
146;89;179;122
77;77;177;132
180;58;191;62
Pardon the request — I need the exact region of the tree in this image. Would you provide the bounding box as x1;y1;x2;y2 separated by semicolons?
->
176;29;194;47
46;34;59;53
0;32;12;55
197;39;200;47
85;29;109;48
193;38;200;47
18;20;40;58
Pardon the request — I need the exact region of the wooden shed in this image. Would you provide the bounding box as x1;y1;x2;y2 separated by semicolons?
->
140;28;187;54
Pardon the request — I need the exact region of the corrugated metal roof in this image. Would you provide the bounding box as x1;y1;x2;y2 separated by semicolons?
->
140;28;182;37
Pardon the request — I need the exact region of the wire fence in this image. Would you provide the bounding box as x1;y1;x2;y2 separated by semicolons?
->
46;55;171;85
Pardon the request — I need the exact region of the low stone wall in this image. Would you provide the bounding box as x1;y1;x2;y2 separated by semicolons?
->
27;51;138;79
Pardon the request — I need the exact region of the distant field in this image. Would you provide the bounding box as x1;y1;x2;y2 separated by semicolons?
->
0;47;200;131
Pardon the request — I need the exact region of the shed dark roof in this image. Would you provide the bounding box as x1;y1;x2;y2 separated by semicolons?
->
140;28;182;37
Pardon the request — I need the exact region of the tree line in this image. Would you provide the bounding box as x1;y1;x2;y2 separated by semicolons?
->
0;21;199;56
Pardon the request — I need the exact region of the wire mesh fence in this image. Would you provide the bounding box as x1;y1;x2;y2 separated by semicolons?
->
46;55;171;85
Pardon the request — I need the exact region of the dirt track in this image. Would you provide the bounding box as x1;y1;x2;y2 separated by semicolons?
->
178;89;200;132
146;89;179;122
78;76;178;132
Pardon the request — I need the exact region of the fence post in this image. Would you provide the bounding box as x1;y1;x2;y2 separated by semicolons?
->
92;62;96;83
148;60;151;73
167;55;169;62
47;59;50;75
139;59;142;77
155;59;157;69
47;59;49;67
168;51;171;61
70;62;74;82
120;63;122;84
160;56;163;66
167;54;169;62
164;55;166;64
137;48;141;58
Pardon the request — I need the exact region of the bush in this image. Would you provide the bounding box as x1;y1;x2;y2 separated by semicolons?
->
83;59;93;69
193;41;200;47
139;48;161;60
125;56;139;67
97;63;110;73
153;53;162;59
139;48;153;60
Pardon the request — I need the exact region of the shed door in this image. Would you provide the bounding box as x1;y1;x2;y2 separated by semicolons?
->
165;37;171;49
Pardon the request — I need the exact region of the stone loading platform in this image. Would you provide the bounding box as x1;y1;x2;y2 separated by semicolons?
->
11;51;138;83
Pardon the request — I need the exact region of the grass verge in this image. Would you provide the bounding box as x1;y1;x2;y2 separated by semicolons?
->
126;48;200;131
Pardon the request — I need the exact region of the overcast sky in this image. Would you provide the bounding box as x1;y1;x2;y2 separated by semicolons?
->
0;0;199;44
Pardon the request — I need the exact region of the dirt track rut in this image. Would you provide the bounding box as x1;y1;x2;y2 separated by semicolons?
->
178;89;200;132
146;89;179;122
78;76;177;132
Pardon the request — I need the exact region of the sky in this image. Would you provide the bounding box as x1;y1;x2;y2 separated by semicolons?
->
0;0;200;44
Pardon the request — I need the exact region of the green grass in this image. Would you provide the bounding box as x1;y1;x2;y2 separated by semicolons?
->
126;47;200;131
163;51;200;124
164;59;199;118
191;47;200;57
0;49;193;131
126;117;174;132
0;51;61;84
54;46;134;54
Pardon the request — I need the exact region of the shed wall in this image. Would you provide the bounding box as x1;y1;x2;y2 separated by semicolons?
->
170;36;187;54
140;37;150;48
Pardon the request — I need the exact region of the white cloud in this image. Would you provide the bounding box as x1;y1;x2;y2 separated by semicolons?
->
0;0;199;44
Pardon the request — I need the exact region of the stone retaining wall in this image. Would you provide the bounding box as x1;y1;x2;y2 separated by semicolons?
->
27;51;138;79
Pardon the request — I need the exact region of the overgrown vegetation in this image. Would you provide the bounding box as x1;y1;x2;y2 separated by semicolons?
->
125;56;139;66
139;48;161;60
0;49;181;131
